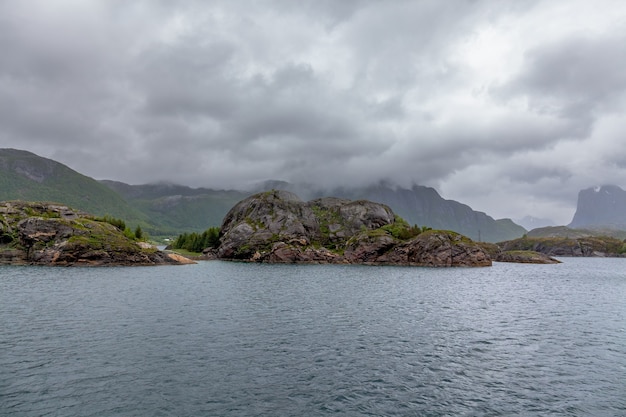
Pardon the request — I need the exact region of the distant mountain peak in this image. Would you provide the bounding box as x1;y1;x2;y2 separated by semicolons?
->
569;184;626;229
515;215;556;231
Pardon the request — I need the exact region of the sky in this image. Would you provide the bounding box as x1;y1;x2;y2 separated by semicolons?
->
1;0;626;225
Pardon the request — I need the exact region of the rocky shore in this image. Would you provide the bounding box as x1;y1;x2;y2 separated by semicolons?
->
0;201;193;266
211;190;492;267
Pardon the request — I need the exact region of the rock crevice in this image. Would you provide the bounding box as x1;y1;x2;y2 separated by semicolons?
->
215;191;491;267
0;201;192;266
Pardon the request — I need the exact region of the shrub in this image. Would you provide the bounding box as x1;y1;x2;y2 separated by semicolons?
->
380;215;428;240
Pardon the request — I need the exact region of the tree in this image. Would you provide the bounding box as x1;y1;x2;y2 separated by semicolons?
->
171;227;221;252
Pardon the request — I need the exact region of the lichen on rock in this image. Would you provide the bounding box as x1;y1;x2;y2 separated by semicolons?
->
215;191;492;267
0;201;192;266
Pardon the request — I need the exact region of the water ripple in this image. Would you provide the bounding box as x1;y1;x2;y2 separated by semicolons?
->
1;259;625;416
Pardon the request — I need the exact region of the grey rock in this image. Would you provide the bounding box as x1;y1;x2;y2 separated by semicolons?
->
216;191;492;267
0;201;191;266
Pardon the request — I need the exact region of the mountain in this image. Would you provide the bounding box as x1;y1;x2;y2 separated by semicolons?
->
0;148;148;227
310;184;526;242
1;148;525;242
104;180;526;242
516;215;556;230
101;180;249;234
569;185;626;230
244;181;527;242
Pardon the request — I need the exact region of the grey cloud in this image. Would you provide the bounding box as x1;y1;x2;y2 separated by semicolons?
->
2;0;626;223
499;34;626;120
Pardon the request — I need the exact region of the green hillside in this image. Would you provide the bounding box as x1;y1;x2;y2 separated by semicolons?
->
1;149;528;242
101;181;249;233
0;148;149;229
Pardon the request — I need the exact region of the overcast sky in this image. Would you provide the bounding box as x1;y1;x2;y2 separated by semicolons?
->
2;0;626;224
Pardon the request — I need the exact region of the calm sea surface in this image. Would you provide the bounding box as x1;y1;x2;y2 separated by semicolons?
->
1;259;625;416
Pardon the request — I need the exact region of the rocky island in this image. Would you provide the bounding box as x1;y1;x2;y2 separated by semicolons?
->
0;201;193;266
210;190;492;267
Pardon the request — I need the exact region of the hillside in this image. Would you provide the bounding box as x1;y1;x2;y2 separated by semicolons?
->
0;149;149;228
103;180;526;242
1;149;526;242
101;180;248;233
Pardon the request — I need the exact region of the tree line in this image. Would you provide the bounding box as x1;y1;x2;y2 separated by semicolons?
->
93;215;144;240
171;227;220;253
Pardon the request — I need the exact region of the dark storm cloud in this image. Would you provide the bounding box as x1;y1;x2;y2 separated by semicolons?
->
2;0;626;223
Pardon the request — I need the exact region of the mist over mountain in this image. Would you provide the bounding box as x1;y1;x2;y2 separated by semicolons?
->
569;185;626;229
1;148;526;241
516;216;556;231
101;179;528;242
246;181;526;242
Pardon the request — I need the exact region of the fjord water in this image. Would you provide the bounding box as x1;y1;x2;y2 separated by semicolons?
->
1;260;625;416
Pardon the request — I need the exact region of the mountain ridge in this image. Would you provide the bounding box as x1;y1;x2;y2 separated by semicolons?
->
1;148;525;241
0;148;149;227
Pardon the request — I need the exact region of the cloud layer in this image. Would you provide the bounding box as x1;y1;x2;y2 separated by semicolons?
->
2;0;626;224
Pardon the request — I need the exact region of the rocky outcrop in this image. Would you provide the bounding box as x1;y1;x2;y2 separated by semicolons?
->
497;234;625;258
0;201;193;266
496;250;561;264
215;191;491;267
342;230;491;266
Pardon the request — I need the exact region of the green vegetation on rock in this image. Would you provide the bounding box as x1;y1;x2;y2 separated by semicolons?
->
0;201;188;266
0;149;151;231
215;191;491;266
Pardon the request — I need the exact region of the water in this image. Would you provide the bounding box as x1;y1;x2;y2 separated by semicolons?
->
1;259;625;416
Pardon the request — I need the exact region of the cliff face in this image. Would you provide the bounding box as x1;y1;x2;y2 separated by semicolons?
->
215;191;491;267
569;185;626;230
0;201;192;266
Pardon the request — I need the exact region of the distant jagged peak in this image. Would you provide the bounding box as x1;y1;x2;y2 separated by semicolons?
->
569;184;626;229
589;184;624;193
